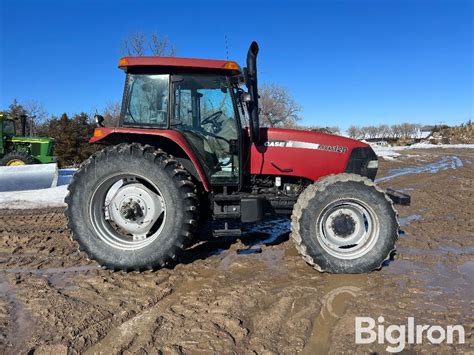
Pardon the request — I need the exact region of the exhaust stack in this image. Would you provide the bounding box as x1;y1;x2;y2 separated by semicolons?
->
245;41;260;143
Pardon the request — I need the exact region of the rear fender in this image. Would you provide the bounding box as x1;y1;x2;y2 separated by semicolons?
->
90;128;210;191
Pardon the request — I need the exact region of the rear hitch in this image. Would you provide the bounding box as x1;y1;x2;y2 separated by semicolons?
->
385;188;411;206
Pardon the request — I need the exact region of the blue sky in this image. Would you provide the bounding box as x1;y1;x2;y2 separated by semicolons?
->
0;0;472;129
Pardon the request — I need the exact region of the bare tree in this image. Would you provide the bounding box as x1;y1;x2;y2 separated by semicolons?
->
398;122;417;138
327;126;341;135
259;83;302;127
347;125;363;139
391;124;402;139
150;33;176;56
102;102;122;127
123;32;176;56
379;124;390;138
24;100;48;136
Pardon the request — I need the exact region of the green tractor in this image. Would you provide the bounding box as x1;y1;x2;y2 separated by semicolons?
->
0;112;55;166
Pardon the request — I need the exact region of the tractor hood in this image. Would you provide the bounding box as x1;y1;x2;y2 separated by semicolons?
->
249;127;378;182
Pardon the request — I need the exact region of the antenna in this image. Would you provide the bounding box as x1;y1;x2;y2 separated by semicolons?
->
225;34;229;60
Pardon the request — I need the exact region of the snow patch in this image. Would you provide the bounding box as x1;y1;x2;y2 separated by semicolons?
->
0;185;68;209
371;143;474;159
409;143;474;149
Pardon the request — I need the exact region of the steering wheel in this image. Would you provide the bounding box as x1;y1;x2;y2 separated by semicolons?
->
201;110;223;127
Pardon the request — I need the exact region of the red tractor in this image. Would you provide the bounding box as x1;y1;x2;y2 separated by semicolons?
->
65;42;409;273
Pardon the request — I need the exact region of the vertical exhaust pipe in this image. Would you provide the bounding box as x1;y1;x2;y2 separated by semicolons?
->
20;114;27;136
245;41;260;143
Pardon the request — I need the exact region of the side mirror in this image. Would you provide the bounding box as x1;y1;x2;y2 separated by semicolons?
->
95;114;105;127
241;92;252;103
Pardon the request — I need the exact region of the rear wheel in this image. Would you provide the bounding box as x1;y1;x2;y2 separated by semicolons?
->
65;143;198;271
291;173;398;273
0;151;36;166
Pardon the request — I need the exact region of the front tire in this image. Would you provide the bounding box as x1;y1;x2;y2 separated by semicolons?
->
291;173;398;273
65;143;198;271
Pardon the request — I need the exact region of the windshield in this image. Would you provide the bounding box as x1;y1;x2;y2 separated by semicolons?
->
3;120;16;136
122;74;169;127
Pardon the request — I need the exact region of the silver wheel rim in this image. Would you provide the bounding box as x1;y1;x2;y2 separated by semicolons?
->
89;173;167;251
317;198;379;259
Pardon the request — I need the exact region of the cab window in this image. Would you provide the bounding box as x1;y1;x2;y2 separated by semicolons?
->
3;120;16;136
123;74;169;127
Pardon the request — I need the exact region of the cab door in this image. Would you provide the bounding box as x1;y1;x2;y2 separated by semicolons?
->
172;74;240;185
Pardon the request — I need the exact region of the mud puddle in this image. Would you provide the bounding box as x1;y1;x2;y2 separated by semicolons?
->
399;213;423;227
303;275;367;354
376;155;463;183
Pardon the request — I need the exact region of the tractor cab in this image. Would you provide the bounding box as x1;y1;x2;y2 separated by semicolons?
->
120;71;241;185
0;114;16;136
94;53;252;188
0;113;17;157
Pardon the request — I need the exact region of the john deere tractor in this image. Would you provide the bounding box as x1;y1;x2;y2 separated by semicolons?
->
0;112;55;166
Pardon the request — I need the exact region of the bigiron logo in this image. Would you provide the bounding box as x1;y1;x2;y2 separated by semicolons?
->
355;316;465;353
263;140;347;153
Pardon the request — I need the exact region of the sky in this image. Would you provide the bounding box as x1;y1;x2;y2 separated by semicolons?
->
0;0;472;130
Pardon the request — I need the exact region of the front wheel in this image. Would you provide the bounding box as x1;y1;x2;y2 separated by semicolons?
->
291;173;398;273
65;143;198;271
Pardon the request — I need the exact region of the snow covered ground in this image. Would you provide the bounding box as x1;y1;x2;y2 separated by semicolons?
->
0;185;68;209
372;143;474;159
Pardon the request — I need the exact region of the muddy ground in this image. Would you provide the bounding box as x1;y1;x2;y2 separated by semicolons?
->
0;149;473;354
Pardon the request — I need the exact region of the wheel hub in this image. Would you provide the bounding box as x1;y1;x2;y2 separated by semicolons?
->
331;213;356;238
7;159;26;166
108;183;164;238
120;200;144;221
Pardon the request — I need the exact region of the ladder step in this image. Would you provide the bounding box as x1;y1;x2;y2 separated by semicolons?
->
212;228;242;237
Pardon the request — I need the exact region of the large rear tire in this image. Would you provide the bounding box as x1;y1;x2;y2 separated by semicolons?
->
0;151;36;166
291;173;398;273
65;143;198;271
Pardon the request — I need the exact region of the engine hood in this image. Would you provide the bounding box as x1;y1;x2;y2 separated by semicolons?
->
249;127;375;182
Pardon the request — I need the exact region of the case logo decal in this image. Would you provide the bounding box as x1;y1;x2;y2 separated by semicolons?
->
263;140;347;153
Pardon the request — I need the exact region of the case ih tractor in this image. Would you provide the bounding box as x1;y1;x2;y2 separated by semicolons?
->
66;42;409;273
0;112;55;166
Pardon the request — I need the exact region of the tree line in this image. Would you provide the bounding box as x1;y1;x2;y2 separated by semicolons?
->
346;123;424;140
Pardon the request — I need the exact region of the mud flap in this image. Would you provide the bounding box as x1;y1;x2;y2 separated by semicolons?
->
385;188;411;206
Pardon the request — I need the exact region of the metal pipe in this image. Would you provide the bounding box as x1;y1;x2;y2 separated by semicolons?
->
0;163;58;192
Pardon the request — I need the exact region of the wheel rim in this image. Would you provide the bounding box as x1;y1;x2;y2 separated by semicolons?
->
316;198;379;259
7;159;26;166
89;173;167;251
